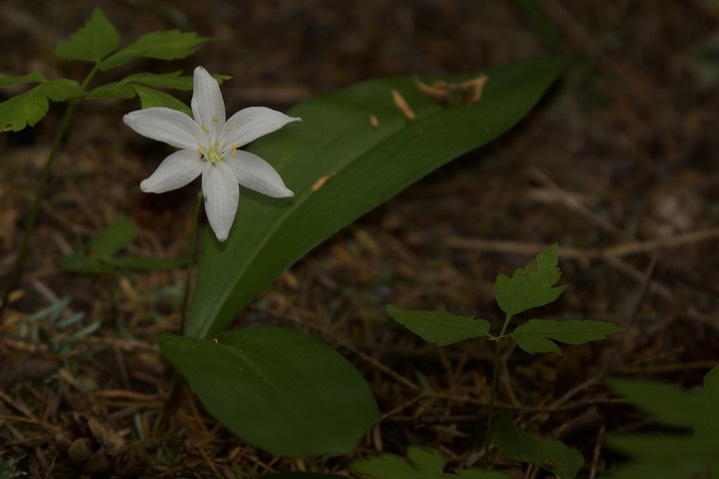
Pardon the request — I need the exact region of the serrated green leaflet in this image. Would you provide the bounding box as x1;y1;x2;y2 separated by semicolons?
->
0;80;85;132
510;319;621;354
131;85;192;116
387;305;491;346
160;328;379;457
55;8;120;63
188;57;564;338
493;243;566;318
100;30;210;71
0;71;46;88
493;411;583;479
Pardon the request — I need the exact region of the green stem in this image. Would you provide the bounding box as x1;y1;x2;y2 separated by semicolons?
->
0;65;101;319
483;313;513;469
180;191;203;334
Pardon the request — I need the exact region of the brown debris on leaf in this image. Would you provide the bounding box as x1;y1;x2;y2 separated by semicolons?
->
415;74;489;105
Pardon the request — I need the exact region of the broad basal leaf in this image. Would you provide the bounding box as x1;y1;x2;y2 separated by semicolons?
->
493;243;565;318
511;319;621;354
55;8;120;63
387;305;491;346
493;411;584;479
160;328;379;457
188;57;564;338
99;30;210;71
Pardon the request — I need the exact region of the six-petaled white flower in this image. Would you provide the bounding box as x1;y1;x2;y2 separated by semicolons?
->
123;66;300;241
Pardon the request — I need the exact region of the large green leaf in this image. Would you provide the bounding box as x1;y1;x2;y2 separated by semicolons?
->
188;57;564;338
159;328;379;457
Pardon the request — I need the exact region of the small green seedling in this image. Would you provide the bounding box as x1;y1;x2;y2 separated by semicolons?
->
61;216;185;274
387;244;622;478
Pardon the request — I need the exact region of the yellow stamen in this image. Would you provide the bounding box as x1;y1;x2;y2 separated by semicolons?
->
226;124;232;131
201;123;209;133
212;116;219;122
198;146;206;155
231;144;237;157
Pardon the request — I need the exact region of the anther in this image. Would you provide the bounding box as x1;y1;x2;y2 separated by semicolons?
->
201;124;209;133
232;144;237;157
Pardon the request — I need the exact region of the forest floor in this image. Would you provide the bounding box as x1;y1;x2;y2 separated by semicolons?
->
1;0;719;477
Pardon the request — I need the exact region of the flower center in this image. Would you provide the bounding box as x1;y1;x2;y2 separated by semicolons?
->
198;145;224;165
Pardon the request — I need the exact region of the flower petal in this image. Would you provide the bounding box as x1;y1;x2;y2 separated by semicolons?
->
224;107;301;148
192;66;226;132
202;162;240;242
140;150;204;194
225;151;294;198
124;107;203;150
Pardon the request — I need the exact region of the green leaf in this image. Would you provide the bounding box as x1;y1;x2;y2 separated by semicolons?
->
607;377;719;431
42;79;86;101
351;446;444;479
604;373;719;478
492;411;584;479
55;8;120;63
264;474;347;479
131;85;192;116
61;216;184;274
86;82;137;100
703;363;719;394
0;80;85;132
99;30;210;71
0;86;50;132
351;446;512;479
387;305;491;346
117;71;193;90
89;216;137;257
510;319;621;354
188;57;564;338
605;434;718;479
0;71;46;87
493;243;566;318
452;471;513;479
159;328;379;457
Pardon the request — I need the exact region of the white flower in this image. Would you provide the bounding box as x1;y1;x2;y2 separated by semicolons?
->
123;66;300;241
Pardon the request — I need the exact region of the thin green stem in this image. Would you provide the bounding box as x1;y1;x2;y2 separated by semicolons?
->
483;312;513;469
180;191;203;334
0;65;101;319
